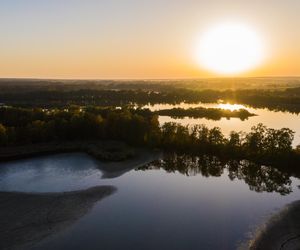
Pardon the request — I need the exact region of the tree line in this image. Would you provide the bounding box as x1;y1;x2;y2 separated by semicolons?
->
0;106;299;167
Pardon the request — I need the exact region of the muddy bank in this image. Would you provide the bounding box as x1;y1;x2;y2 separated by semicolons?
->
250;200;300;250
0;141;135;162
100;149;162;178
0;186;116;250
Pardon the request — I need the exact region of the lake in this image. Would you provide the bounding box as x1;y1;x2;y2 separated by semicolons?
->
1;153;300;250
142;102;300;147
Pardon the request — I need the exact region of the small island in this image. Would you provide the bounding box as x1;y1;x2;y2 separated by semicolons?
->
155;107;256;120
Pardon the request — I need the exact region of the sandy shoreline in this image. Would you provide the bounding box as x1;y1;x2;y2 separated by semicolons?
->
250;200;300;250
0;186;116;250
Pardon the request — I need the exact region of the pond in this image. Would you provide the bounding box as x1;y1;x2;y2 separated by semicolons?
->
142;102;300;147
1;153;300;250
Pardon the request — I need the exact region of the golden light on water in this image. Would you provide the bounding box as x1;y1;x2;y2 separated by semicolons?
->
196;22;265;75
218;103;246;111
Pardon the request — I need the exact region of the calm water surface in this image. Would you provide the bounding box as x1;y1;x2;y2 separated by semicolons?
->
0;153;300;250
143;103;300;146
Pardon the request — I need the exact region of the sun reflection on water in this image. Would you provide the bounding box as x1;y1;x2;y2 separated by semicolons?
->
217;103;247;111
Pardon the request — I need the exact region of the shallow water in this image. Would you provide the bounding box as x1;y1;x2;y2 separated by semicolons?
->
143;102;300;147
1;153;300;250
0;153;102;192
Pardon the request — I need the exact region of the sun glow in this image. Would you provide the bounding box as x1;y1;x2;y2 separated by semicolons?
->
196;22;265;75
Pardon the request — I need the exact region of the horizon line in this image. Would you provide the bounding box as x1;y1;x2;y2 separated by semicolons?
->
1;76;300;81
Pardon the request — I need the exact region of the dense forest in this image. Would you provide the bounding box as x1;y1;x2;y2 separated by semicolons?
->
1;78;299;91
0;106;299;168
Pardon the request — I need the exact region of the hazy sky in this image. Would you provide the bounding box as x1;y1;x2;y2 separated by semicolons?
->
0;0;299;79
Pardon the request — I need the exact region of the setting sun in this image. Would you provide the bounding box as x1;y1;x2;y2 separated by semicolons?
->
197;22;265;75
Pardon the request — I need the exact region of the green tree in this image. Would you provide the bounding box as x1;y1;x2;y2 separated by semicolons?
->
208;127;225;146
0;123;7;145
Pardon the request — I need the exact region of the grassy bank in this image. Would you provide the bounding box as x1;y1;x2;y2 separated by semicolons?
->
0;141;135;162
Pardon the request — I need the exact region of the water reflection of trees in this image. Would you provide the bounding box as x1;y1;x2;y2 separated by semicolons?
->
138;154;292;195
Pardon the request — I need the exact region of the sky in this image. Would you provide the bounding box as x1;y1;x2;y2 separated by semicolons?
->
0;0;299;79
